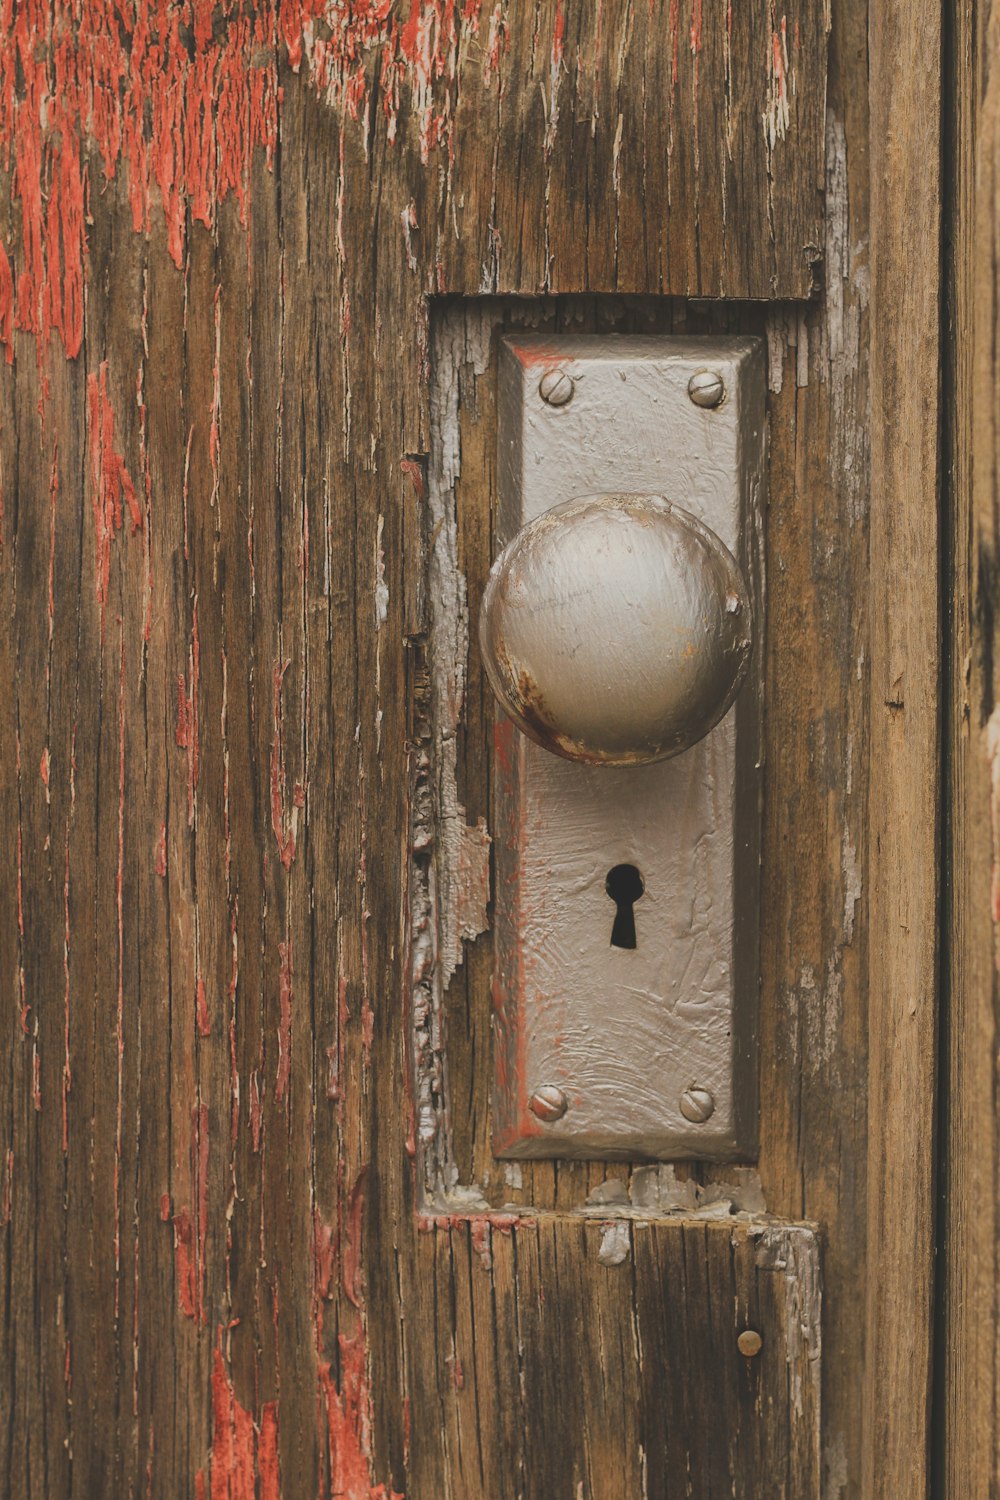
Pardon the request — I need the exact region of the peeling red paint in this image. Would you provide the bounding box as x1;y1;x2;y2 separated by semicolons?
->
206;1336;257;1500
0;0;498;370
343;1167;367;1311
275;939;293;1103
171;1209;198;1319
197;974;212;1037
258;1402;280;1500
319;1336;403;1500
87;362;141;628
314;1210;337;1306
248;1071;262;1152
399;456;426;504
690;0;703;54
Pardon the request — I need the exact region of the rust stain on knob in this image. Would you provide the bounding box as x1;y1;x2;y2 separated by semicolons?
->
479;493;753;766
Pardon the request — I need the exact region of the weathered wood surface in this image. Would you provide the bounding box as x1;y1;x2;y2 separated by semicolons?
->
0;1;897;1496
863;0;942;1495
941;0;1000;1495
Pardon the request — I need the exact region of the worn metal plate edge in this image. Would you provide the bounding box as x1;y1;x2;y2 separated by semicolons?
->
491;335;765;1161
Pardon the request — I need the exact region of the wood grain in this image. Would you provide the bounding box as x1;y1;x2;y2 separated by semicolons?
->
0;1;911;1496
864;0;942;1494
940;0;1000;1494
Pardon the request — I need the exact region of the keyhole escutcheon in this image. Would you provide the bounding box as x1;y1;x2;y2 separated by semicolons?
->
606;864;645;949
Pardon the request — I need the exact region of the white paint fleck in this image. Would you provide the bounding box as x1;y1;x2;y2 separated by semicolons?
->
400;200;419;273
766;315;786;394
374;513;389;627
842;822;861;944
597;1222;631;1266
412;306;497;1199
762;19;791;149
612;112;624;195
754;1225;822;1425
587;1178;631;1208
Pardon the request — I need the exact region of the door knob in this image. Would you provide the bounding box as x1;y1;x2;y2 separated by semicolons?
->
479;492;753;766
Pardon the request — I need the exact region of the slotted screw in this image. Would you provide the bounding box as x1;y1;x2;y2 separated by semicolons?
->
688;369;725;409
679;1085;716;1123
538;367;575;407
530;1084;569;1121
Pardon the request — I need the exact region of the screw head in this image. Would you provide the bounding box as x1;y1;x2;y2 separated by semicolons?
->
538;367;575;407
737;1329;763;1358
529;1084;569;1121
688;369;725;409
679;1085;716;1123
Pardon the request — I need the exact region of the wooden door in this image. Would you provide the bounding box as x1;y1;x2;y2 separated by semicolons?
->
0;2;953;1497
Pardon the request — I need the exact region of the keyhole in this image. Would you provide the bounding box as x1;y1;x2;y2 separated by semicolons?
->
606;864;645;950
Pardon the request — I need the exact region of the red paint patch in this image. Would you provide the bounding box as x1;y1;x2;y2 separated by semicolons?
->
0;1;494;369
314;1210;337;1304
209;1338;256;1500
87;362;141;628
197;975;211;1037
319;1336;403;1500
258;1402;280;1500
249;1072;262;1152
400;456;426;503
343;1166;367;1311
171;1209;198;1319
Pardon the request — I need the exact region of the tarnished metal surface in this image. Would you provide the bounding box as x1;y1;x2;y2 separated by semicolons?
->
491;335;766;1159
479;493;753;765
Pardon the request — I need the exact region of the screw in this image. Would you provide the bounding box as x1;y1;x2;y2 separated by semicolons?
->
737;1329;763;1358
529;1084;569;1121
679;1085;716;1123
538;367;575;407
688;369;725;409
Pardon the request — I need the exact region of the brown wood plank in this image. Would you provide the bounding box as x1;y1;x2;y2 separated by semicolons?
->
0;2;918;1497
941;0;1000;1494
864;0;942;1494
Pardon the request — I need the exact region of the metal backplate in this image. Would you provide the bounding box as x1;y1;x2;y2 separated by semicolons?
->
491;335;765;1160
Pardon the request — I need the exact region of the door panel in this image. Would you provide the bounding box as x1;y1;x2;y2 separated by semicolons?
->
0;3;908;1497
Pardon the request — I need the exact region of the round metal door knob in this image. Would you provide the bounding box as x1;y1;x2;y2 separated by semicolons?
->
479;493;753;766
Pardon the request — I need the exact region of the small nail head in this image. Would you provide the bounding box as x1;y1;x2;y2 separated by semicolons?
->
688;369;725;409
679;1085;716;1123
530;1084;569;1121
737;1329;763;1358
538;367;575;407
